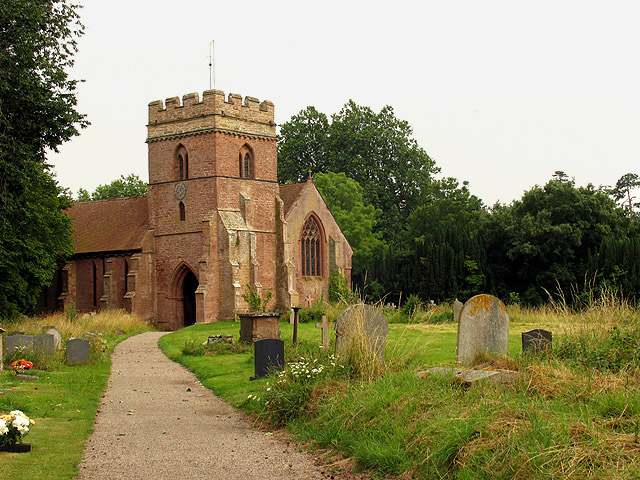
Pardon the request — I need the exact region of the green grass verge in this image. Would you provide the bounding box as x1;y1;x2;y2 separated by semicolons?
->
1;328;151;480
159;313;640;479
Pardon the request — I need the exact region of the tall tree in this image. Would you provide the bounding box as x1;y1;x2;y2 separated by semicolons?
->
482;178;631;305
0;1;86;318
77;174;147;201
278;101;438;243
612;173;640;216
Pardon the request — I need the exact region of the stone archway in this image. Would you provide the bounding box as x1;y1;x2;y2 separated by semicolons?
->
182;270;198;327
171;264;199;328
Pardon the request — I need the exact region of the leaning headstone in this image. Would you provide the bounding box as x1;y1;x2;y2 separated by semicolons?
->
252;338;284;380
32;334;55;355
5;334;34;353
522;329;552;354
456;294;509;366
335;304;389;359
66;338;90;364
42;326;62;350
453;299;464;324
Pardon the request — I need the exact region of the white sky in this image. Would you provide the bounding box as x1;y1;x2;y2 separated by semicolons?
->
48;0;640;206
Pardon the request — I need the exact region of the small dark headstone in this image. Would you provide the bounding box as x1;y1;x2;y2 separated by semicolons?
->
7;331;25;336
252;338;284;380
66;338;90;364
522;329;552;354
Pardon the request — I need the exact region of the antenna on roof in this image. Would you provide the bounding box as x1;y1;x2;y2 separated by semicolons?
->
208;40;215;90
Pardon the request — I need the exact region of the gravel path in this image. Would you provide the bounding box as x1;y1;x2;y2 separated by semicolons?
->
77;332;353;480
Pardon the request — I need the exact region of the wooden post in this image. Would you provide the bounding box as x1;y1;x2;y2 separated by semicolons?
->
315;315;334;349
292;307;301;346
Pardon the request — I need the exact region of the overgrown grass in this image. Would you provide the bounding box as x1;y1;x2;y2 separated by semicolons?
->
1;311;152;480
161;298;640;479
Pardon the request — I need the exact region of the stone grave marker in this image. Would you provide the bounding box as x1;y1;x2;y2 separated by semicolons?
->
42;326;62;350
453;299;464;323
456;294;509;366
522;329;552;354
0;327;5;371
33;334;55;355
315;315;334;349
66;338;90;364
5;334;34;353
335;304;388;358
252;338;284;380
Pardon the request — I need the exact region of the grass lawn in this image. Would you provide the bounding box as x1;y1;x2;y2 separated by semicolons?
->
160;306;640;479
1;313;152;480
158;317;557;407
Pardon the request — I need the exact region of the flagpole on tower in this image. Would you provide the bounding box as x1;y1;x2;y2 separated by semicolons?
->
209;40;215;90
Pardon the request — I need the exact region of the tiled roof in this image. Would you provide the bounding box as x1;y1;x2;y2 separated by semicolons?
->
279;182;308;216
66;196;149;254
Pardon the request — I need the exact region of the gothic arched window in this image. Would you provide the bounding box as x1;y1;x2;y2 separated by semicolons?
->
301;215;322;277
179;201;186;221
238;145;254;179
175;145;188;180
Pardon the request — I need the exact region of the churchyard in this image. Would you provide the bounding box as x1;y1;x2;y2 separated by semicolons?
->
0;311;151;480
2;297;640;479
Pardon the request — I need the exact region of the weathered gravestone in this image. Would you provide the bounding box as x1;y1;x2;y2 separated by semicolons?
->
453;299;464;324
252;338;284;380
66;338;90;364
32;334;55;355
335;304;389;358
456;294;509;366
42;326;62;350
0;328;5;371
522;329;552;354
5;334;34;353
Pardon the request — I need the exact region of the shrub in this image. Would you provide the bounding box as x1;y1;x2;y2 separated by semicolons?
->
182;339;204;356
329;271;351;303
298;301;327;324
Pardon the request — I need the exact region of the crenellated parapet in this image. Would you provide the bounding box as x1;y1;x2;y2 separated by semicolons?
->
147;90;276;142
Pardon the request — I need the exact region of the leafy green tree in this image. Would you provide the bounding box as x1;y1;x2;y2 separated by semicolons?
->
397;177;487;302
278;101;438;243
0;0;86;318
314;172;383;275
482;178;631;305
612;173;640;216
76;174;148;201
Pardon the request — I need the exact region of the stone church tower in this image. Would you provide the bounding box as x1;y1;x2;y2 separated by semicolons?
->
147;91;279;328
40;90;352;330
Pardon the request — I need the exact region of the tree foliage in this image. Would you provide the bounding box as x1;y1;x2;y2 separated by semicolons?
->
0;0;86;318
482;179;631;305
278;101;438;242
77;174;147;201
612;172;640;216
313;172;383;276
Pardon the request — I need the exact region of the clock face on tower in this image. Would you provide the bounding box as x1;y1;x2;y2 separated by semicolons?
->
174;183;186;200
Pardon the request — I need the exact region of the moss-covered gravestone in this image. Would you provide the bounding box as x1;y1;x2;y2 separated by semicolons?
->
456;294;509;365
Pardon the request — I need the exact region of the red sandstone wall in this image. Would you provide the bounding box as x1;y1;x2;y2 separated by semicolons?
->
282;182;353;307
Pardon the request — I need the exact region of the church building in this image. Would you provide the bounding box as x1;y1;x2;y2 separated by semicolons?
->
40;90;352;330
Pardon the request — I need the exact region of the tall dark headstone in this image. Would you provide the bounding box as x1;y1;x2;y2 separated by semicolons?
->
252;338;284;380
66;338;90;364
522;329;552;354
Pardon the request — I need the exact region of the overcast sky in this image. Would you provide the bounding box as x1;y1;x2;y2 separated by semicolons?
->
47;0;640;206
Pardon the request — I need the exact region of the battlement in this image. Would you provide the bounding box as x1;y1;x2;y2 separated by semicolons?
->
147;90;275;141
